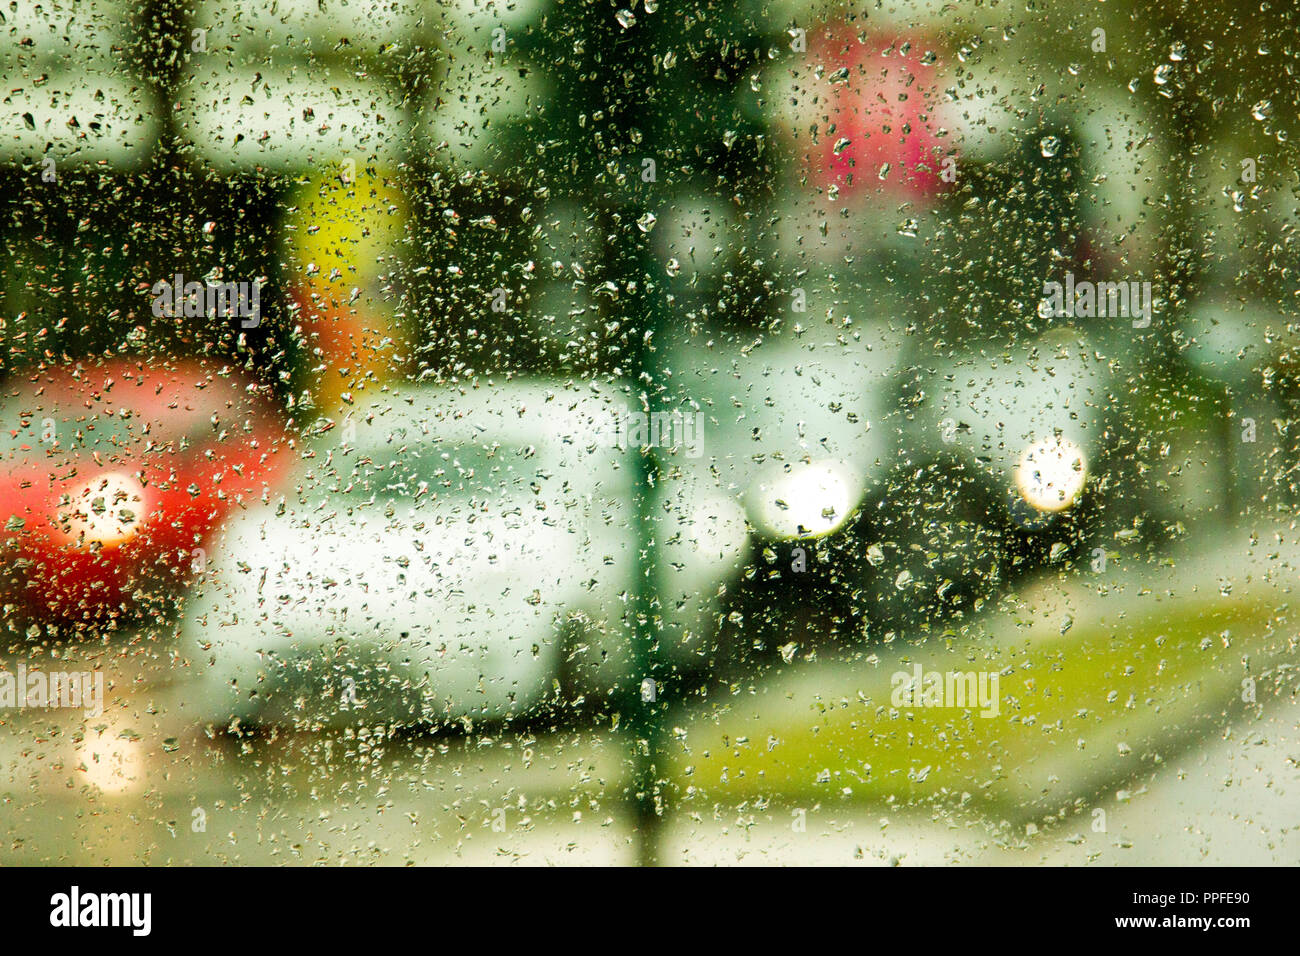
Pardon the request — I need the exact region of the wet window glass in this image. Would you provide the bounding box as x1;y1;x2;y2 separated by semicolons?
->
1;0;1297;869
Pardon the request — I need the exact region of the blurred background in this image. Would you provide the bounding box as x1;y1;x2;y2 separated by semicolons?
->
2;0;1300;865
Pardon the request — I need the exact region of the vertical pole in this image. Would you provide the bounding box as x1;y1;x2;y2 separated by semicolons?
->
627;433;665;865
612;216;667;866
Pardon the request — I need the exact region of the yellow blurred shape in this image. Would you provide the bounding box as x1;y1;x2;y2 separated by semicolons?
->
284;165;412;415
284;164;407;306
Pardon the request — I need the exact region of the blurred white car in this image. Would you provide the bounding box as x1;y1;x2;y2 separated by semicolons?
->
181;381;748;728
666;324;903;543
913;327;1113;522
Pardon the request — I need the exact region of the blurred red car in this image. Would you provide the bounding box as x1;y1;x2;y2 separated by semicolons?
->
0;359;291;625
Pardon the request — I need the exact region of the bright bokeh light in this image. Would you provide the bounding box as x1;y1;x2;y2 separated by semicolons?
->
1014;436;1088;512
79;724;146;797
60;472;148;548
750;460;858;540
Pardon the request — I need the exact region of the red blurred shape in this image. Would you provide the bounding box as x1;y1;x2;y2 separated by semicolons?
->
0;359;292;624
806;27;952;203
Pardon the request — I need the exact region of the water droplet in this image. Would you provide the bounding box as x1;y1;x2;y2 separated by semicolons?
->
1039;135;1061;158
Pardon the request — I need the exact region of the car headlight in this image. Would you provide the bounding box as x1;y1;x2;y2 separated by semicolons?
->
58;471;148;548
1014;436;1087;513
748;459;860;540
